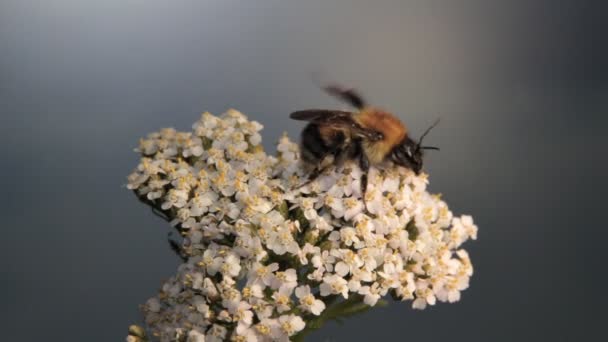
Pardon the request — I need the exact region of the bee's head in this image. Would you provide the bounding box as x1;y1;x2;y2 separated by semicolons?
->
391;138;424;173
390;119;440;174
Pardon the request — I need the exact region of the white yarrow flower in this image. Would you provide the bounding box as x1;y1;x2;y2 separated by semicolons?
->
320;274;349;298
127;110;477;340
295;285;326;315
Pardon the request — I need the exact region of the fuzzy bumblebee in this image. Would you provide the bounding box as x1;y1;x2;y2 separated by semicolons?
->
290;84;439;197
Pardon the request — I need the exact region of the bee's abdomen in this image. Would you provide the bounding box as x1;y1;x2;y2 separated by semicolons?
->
300;124;326;164
300;123;346;165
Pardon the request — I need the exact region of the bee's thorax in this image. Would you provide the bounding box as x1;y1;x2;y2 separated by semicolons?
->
355;108;407;164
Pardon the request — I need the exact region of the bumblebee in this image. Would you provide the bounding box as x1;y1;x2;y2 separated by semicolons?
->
290;84;439;197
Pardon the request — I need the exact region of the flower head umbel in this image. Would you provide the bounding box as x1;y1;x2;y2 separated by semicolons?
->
126;110;478;341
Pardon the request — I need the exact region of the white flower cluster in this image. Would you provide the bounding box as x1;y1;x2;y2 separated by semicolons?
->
127;110;478;342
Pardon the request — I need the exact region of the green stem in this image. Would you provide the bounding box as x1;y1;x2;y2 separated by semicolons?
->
292;295;388;341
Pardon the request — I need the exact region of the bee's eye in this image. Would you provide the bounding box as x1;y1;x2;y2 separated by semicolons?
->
405;146;412;157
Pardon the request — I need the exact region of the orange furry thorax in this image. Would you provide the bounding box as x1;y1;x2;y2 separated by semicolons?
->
355;108;408;142
355;108;407;164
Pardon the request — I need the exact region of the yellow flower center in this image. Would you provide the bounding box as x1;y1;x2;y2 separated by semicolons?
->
255;324;270;335
303;295;315;306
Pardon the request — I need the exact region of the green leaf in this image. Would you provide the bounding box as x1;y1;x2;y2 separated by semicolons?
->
291;296;389;341
278;201;290;219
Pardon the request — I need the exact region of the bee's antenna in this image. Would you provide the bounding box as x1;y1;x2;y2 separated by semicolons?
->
415;118;441;153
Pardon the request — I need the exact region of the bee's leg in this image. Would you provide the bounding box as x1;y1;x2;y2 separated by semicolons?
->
297;154;335;189
297;165;327;189
331;142;350;169
302;133;346;180
359;153;370;202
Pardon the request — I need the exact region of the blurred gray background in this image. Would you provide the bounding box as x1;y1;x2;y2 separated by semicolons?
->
1;0;606;341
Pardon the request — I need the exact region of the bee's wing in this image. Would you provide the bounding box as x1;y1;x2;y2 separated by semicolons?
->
290;109;383;141
323;85;366;109
290;109;353;123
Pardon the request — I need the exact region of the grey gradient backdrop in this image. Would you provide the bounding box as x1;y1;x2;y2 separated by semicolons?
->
1;1;606;341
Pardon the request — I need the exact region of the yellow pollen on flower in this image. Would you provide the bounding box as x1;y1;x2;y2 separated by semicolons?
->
301;198;314;210
252;168;267;180
256;267;268;277
423;207;434;221
276;294;289;305
177;177;188;190
233;309;244;321
343;250;356;263
236;181;248;192
225;289;239;301
288;175;299;187
446;279;458;290
164;160;176;173
242;206;256;220
439;206;449;218
141;158;151;170
280;231;291;243
337;175;349;186
208;148;223;159
356;221;370;237
375;237;388;248
245;196;256;206
157;138;169;149
364;190;375;203
216;159;228;171
303;295;315;306
359;248;369;259
235;171;247;182
281;322;295;334
270;191;282;205
344;198;358;209
215;171;228;187
259;185;272;198
235;150;252;161
168;192;178;203
255;324;271;335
